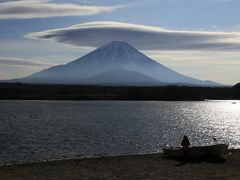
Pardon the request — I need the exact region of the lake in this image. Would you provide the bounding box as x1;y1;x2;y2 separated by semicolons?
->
0;100;239;164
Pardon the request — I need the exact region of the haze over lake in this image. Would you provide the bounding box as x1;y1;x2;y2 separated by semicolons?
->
0;100;239;165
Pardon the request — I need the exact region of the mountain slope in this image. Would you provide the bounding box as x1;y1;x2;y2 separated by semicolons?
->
17;41;221;86
80;69;163;86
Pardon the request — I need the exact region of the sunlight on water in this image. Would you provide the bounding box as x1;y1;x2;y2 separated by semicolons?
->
0;100;239;164
176;100;240;148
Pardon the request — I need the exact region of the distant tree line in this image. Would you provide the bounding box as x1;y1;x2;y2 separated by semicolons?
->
0;83;239;100
233;83;240;99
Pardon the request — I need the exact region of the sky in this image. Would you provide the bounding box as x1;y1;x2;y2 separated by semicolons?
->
0;0;240;85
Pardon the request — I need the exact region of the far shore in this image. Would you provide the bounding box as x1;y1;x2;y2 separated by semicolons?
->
0;83;238;101
1;150;240;180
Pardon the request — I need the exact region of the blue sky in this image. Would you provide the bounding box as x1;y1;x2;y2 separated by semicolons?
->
0;0;240;84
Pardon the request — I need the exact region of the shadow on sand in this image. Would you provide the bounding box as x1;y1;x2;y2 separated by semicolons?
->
162;156;226;167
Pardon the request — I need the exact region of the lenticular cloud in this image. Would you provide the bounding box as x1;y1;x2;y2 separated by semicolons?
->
27;21;240;51
0;0;121;19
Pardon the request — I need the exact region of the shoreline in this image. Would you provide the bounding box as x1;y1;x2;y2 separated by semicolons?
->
0;83;236;101
1;148;239;167
0;152;161;168
1;150;240;179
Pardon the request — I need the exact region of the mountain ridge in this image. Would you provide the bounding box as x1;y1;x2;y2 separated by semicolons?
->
9;41;223;86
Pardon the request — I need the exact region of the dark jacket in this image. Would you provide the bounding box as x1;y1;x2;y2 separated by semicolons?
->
181;136;190;148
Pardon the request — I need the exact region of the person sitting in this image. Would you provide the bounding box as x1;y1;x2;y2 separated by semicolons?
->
181;135;190;156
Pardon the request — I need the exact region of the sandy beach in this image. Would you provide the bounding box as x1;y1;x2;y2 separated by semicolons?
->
1;150;240;180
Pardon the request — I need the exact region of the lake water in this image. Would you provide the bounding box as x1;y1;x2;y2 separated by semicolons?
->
0;100;239;164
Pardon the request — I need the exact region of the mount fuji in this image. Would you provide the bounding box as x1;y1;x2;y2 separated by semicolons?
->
12;41;221;86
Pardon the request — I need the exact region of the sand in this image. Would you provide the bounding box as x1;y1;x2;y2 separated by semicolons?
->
1;150;240;180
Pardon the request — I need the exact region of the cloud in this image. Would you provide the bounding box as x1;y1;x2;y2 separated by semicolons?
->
0;57;53;67
27;21;240;51
144;50;240;85
0;56;54;80
0;0;121;20
145;50;240;65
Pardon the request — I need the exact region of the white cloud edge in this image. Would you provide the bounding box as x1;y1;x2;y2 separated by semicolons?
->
0;0;122;20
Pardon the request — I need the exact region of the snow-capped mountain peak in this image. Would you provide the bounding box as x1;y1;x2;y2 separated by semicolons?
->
14;41;221;86
67;41;157;66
